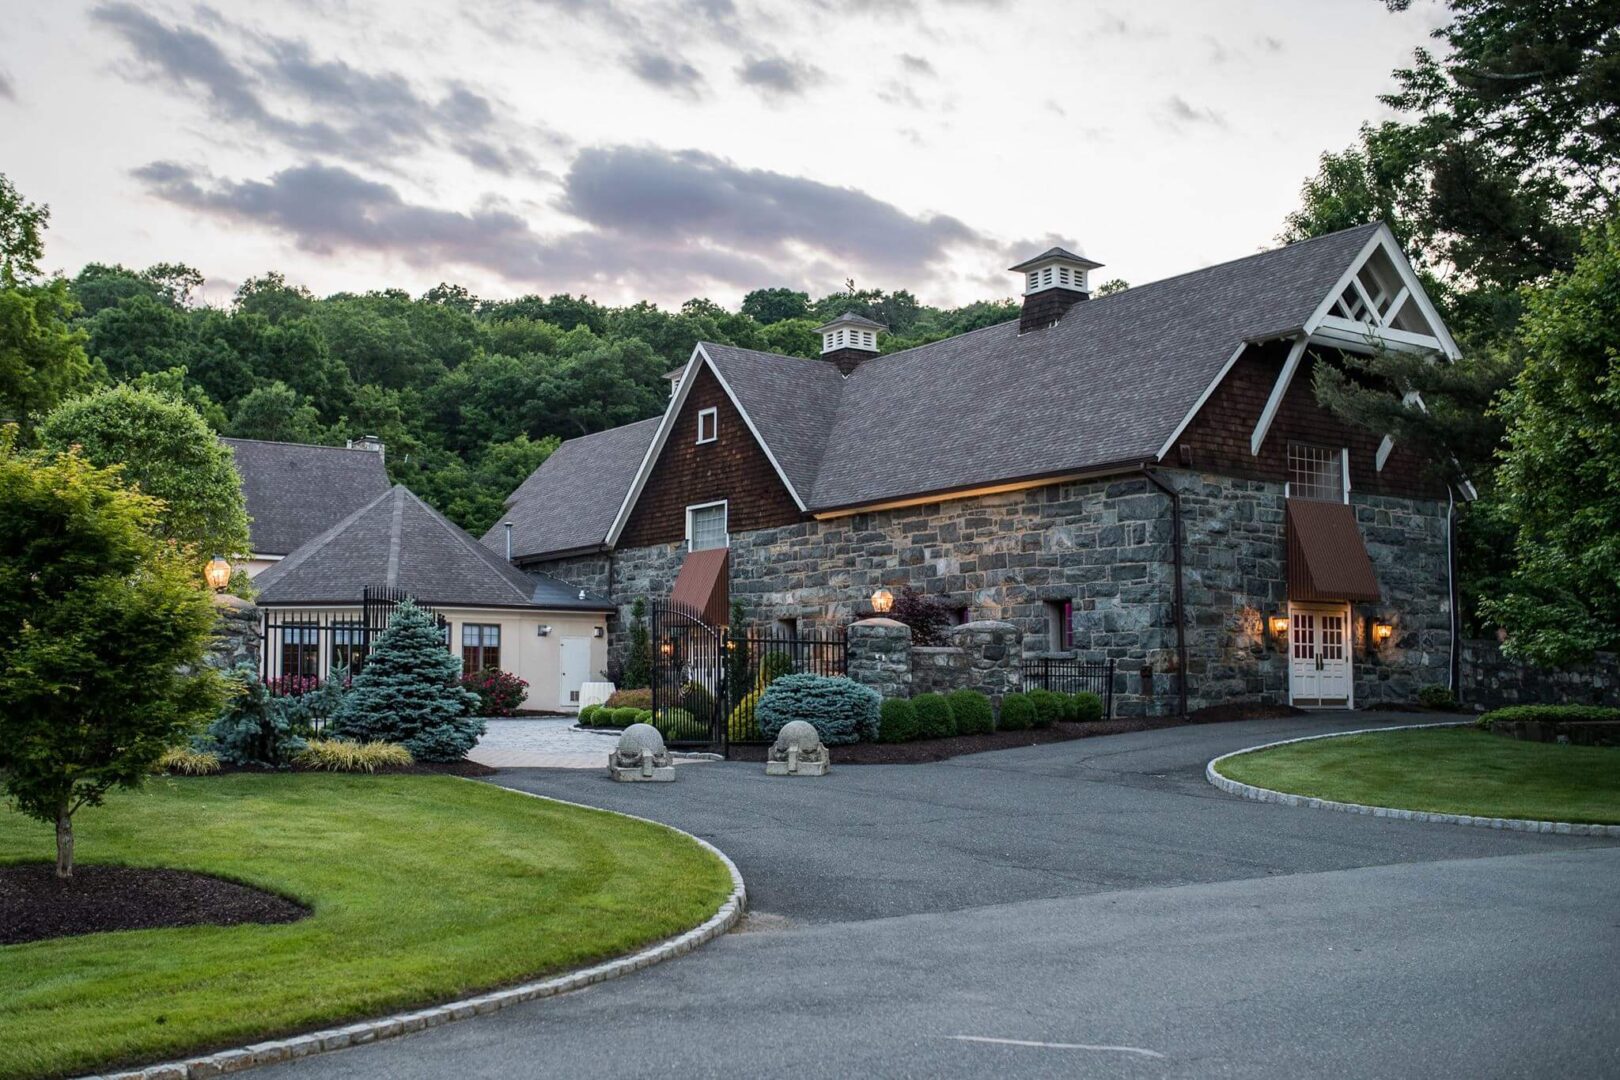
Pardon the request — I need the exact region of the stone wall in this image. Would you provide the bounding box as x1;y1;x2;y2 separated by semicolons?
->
207;595;261;673
910;647;966;697
530;469;1454;717
941;621;1022;699
847;618;912;700
1461;639;1620;710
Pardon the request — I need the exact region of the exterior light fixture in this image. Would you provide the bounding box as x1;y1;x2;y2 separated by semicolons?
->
659;640;674;657
1373;620;1394;646
594;626;604;638
1269;614;1290;639
204;555;231;592
871;587;895;614
536;624;552;637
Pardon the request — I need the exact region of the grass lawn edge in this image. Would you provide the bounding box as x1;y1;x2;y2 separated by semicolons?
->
1206;722;1620;837
13;776;747;1080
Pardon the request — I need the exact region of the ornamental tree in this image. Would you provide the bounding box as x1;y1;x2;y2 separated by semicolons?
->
331;600;483;761
0;437;223;876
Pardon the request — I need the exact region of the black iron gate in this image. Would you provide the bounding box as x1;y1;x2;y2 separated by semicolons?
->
650;601;730;751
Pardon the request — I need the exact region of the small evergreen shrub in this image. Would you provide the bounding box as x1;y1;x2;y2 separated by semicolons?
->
654;708;696;739
279;673;350;737
1478;704;1620;729
208;666;306;767
878;698;919;743
155;746;221;775
998;692;1035;731
947;690;994;735
604;688;653;710
608;706;641;727
295;739;413;773
1417;685;1459;711
758;651;795;685
1027;689;1064;728
681;681;716;723
727;688;763;741
912;693;956;739
634;709;654;725
1068;691;1104;724
330;600;484;762
462;668;529;716
623;598;651;689
755;674;880;745
578;703;602;725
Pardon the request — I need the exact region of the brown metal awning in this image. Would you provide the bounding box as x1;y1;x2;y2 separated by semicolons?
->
1287;499;1380;603
670;547;730;626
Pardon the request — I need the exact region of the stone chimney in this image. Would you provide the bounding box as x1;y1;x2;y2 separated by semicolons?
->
346;434;385;460
1009;246;1103;333
814;312;886;375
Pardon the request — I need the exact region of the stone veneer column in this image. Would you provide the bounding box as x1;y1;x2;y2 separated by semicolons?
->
946;620;1022;701
847;618;913;700
208;593;262;673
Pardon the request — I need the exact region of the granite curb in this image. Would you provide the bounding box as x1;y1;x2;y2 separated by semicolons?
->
87;783;746;1080
1206;721;1620;838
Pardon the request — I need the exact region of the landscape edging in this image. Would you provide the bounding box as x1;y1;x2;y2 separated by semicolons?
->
93;783;746;1080
1206;721;1620;838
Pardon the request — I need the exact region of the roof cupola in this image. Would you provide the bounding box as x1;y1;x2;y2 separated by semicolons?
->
814;312;886;374
1009;246;1103;333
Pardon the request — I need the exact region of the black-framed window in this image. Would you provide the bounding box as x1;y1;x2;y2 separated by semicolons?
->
333;621;367;676
1045;599;1074;651
281;624;319;678
461;623;501;673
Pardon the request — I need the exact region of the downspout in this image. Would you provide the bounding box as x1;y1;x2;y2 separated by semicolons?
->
1140;468;1189;719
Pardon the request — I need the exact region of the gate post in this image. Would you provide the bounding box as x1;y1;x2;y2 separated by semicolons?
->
847;618;912;700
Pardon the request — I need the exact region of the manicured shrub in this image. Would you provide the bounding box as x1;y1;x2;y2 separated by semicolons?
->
578;703;602;725
208;666;307;767
755;674;880;745
604;688;653;710
623;597;651;689
878;698;920;743
461;668;529;716
681;681;716;723
758;651;796;686
727;688;764;742
947;690;994;735
330;600;484;762
1417;684;1459;711
1478;704;1620;729
1027;689;1064;728
653;708;696;740
1069;691;1104;724
608;706;641;727
998;692;1035;731
295;739;413;773
634;709;654;725
155;746;221;776
911;693;956;739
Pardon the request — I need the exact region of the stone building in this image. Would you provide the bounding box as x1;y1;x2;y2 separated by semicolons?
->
490;223;1466;716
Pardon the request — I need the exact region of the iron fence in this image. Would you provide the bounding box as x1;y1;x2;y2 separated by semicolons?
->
1021;656;1116;719
258;589;446;697
722;626;847;745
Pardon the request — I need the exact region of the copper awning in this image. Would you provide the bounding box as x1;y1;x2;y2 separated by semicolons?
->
1286;499;1380;603
670;547;730;626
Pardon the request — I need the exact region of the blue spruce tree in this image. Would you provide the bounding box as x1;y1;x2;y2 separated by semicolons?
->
333;600;484;761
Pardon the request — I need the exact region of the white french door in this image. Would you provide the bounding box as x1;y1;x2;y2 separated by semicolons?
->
1288;603;1352;707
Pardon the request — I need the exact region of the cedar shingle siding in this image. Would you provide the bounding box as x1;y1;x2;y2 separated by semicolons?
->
618;365;804;548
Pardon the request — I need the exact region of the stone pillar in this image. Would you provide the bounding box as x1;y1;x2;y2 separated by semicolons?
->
847;618;912;700
208;594;261;675
946;620;1022;701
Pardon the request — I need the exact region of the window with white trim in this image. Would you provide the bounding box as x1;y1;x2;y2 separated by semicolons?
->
696;406;717;444
1287;443;1345;503
686;501;728;551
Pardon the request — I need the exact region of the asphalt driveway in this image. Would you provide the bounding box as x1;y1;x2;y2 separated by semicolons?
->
258;714;1620;1079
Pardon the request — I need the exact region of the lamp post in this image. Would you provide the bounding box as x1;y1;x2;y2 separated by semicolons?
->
204;555;231;592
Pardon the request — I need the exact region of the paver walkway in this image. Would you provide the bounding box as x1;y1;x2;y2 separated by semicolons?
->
469;718;711;769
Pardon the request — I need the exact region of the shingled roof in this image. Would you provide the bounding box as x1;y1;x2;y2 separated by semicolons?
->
495;223;1392;559
257;484;613;610
223;438;391;557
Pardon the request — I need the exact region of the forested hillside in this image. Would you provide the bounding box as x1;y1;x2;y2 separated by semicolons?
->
56;262;1018;534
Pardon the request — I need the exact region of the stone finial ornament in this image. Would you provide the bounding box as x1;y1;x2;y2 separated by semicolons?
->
765;720;829;777
608;723;676;782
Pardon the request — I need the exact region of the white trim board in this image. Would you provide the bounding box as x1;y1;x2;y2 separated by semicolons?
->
605;345;808;548
1155;342;1249;462
1250;336;1310;456
1302;222;1461;361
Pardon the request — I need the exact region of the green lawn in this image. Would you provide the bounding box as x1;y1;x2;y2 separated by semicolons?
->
1218;726;1620;825
0;774;733;1080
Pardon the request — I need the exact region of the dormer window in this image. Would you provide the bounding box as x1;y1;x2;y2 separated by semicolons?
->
696;406;717;444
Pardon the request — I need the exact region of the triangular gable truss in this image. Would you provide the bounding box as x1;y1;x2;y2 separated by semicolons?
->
604;343;808;548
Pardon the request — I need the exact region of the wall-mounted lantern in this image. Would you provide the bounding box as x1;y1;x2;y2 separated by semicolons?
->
536;624;552;637
871;587;894;614
659;640;674;657
204;555;231;592
1372;620;1394;647
1269;614;1290;640
594;626;604;638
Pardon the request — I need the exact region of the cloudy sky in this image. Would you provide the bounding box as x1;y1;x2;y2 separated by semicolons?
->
1;0;1443;308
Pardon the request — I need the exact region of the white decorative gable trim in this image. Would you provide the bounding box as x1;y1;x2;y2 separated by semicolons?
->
1303;223;1460;361
604;344;807;549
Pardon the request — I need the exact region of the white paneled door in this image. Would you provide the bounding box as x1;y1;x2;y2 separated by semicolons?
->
1289;603;1352;707
558;638;590;709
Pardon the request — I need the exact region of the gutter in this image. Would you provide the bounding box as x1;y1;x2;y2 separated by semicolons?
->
1139;467;1190;719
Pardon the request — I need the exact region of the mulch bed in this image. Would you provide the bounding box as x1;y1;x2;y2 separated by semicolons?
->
0;864;309;945
208;759;498;778
726;716;1188;764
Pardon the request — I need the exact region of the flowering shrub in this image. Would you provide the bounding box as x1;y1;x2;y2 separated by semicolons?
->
605;687;653;710
461;668;529;716
265;674;321;697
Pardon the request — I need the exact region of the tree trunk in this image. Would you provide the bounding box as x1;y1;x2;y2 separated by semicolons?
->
55;805;74;879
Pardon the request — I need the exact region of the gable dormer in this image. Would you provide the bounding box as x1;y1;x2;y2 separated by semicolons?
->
1009;246;1103;333
815;312;886;375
